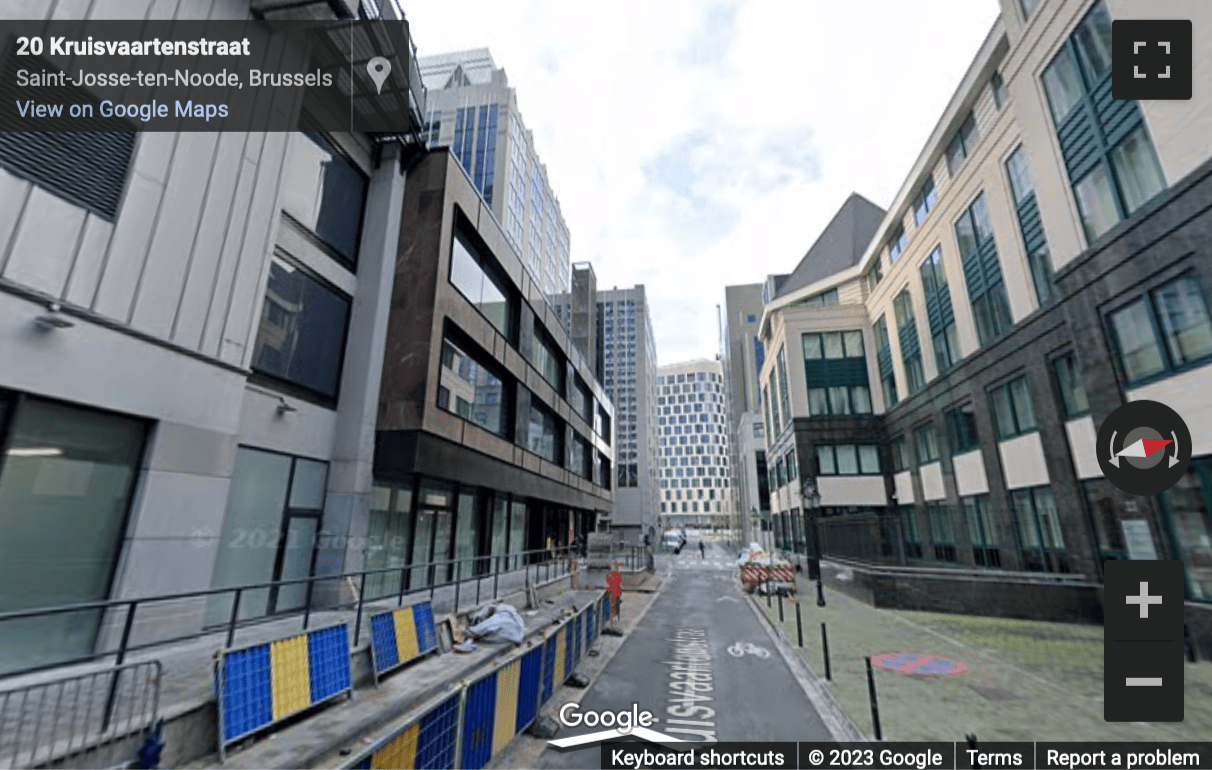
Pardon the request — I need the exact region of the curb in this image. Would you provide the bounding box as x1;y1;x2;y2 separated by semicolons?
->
746;594;868;743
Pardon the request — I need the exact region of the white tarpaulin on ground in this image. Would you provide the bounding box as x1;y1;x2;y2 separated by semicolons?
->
469;604;525;643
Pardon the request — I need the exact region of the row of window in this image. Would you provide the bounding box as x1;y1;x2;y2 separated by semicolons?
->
437;331;611;487
448;226;611;440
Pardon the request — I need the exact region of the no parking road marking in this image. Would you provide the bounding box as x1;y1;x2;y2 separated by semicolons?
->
870;652;969;676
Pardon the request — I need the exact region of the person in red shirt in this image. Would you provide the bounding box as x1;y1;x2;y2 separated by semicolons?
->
605;570;622;630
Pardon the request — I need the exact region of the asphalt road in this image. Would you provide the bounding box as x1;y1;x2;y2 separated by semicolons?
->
538;539;832;768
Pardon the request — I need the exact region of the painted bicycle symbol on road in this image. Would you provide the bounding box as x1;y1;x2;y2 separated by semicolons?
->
727;642;770;658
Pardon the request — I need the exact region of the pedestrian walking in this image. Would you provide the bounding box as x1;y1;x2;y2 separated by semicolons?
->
699;541;705;558
606;570;623;633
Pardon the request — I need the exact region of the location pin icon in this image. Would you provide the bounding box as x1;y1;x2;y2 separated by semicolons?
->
367;56;391;95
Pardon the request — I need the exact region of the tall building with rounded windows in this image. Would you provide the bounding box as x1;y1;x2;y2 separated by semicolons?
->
657;360;734;531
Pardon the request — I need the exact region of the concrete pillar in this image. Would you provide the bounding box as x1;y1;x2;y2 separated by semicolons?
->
316;143;408;594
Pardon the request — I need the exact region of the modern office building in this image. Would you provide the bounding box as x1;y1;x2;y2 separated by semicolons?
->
0;0;429;673
756;0;1212;645
596;286;659;545
657;359;735;531
417;48;573;298
721;284;771;543
372;148;614;594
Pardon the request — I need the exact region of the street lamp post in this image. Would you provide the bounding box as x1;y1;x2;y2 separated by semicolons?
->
801;478;826;607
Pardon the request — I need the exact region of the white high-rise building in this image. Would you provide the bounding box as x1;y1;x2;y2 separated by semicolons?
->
417;48;572;297
657;359;734;531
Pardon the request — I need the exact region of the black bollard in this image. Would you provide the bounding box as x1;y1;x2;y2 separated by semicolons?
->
865;656;882;741
795;600;803;647
778;591;784;622
766;581;772;607
821;623;831;681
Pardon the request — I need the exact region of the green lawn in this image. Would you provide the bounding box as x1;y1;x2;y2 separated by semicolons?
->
758;585;1212;742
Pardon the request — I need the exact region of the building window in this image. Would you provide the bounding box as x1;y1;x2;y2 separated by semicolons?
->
450;229;515;340
438;334;511;437
1043;2;1165;243
945;112;978;177
956;193;1012;346
776;347;792;430
866;260;884;293
568;433;591;479
1019;0;1040;19
991;71;1008;109
281;132;367;267
252;257;351;402
1158;458;1212;601
901;506;923;559
920;247;960;373
530;322;565;395
1108;275;1212;385
888;224;908;263
0;397;148;671
990;376;1037;440
802;331;871;416
596;404;611;444
1042;48;1085;125
875;315;898;407
915;423;939;464
1052;353;1090;418
893;289;925;395
945;403;979;454
964;494;1001;567
912;177;938;227
209;448;329;623
817;445;880;476
797;288;840;308
527;398;562;464
1012;486;1068;572
1005;146;1058;307
472;104;499;205
927;503;956;561
890;436;909;472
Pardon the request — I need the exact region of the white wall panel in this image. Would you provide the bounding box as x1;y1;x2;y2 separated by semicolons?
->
1066;416;1102;479
1128;363;1212;457
1000;431;1051;489
93;174;163;320
173;132;249;349
238;388;339;462
221;132;289;368
920;462;946;500
2;186;85;297
894;470;915;504
820;476;888;507
953;449;990;495
0;291;245;432
64;215;115;308
130;132;220;337
201;148;262;357
0;170;31;274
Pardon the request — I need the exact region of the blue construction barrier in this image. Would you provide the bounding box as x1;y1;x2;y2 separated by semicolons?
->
215;622;352;759
343;591;608;770
350;692;460;769
368;601;439;684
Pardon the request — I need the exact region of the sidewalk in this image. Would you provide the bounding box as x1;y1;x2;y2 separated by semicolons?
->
755;578;1212;742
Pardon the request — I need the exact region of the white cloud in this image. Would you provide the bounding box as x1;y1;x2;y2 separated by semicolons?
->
403;0;1002;364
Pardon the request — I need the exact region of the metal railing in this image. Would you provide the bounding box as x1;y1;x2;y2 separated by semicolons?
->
0;661;161;770
0;546;578;682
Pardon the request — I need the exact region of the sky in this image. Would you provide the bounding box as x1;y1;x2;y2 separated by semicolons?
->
403;0;1003;365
